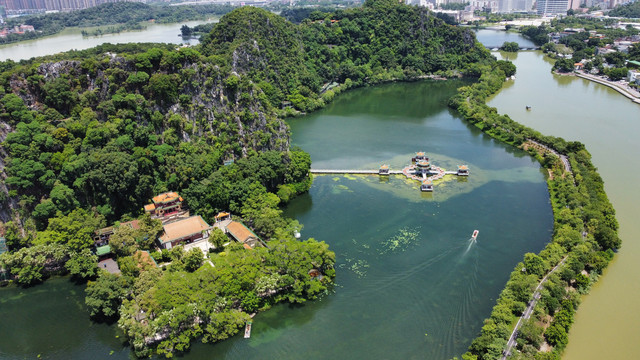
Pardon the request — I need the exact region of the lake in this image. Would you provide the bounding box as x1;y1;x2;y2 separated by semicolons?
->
0;79;554;359
2;28;629;360
474;28;537;49
0;20;214;62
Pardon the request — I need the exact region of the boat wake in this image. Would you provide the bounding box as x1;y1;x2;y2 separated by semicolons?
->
463;238;476;256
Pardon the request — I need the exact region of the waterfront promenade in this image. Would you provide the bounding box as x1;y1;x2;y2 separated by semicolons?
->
575;72;640;105
501;256;569;359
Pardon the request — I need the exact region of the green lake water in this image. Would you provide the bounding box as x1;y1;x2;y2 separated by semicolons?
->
0;79;554;359
0;28;634;360
0;277;129;359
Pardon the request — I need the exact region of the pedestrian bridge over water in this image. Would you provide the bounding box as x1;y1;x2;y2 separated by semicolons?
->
309;154;469;192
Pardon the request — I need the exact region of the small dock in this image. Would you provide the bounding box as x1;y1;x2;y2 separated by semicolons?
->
310;169;403;174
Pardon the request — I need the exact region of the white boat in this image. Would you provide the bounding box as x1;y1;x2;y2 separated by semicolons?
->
471;230;479;240
244;321;252;338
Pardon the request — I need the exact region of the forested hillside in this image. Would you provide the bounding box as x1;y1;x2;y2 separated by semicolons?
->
609;1;640;18
0;0;494;232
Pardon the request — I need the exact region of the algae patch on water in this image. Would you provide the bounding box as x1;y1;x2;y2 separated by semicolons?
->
378;227;421;255
331;184;352;195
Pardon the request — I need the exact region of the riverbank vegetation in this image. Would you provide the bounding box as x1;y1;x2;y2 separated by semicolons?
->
449;50;620;360
81;22;147;38
0;1;495;356
0;2;234;45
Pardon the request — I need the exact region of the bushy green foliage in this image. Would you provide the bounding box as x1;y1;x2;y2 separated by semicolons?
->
496;60;517;77
85;272;132;320
35;208;106;251
66;248;99;280
0;243;69;286
117;238;335;357
500;41;520;52
521;25;551;46
609;1;640;18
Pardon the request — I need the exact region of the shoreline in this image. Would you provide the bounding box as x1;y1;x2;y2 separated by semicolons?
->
574;72;640;105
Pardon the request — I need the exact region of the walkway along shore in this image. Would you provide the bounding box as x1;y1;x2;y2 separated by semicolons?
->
501;256;569;360
574;72;640;105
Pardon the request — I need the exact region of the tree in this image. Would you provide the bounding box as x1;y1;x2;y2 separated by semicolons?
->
109;225;138;257
496;60;516;77
604;52;626;67
628;43;640;61
137;213;163;250
183;248;204;272
519;318;544;348
545;323;568;349
553;58;574;73
118;256;140;278
541;42;557;53
85;272;131;320
594;224;621;250
574;272;590;289
66;248;98;280
606;67;628;81
524;253;547;277
32;199;57;230
2;221;29;251
147;73;178;105
500;41;520;52
36;208;106;252
209;228;228;250
0;244;68;286
180;24;192;37
49;182;79;214
42;76;78;114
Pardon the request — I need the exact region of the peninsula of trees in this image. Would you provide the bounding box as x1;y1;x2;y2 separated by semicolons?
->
448;37;620;360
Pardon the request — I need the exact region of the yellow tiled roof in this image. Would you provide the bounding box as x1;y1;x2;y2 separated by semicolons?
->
152;192;181;204
159;216;211;244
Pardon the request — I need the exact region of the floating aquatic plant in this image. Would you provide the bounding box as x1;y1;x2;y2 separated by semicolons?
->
340;257;370;278
379;227;421;255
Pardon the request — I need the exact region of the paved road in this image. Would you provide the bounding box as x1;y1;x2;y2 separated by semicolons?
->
527;139;572;174
501;256;568;359
574;72;640;103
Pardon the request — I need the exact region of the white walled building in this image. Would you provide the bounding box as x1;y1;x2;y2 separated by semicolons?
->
537;0;569;16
